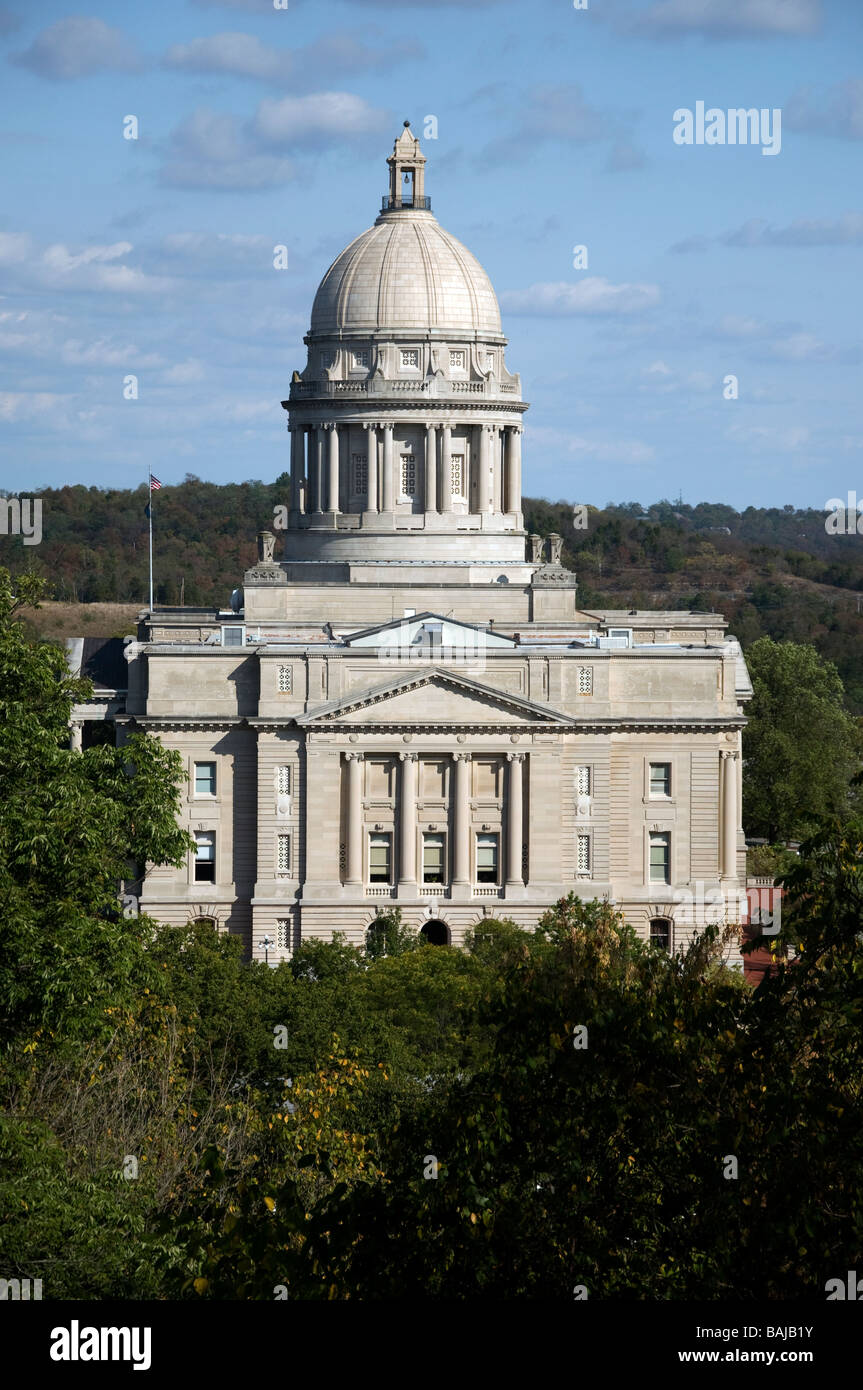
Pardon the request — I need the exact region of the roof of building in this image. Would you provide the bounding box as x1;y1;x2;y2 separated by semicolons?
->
64;637;129;692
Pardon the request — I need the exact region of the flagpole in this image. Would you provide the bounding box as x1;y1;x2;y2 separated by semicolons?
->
148;477;154;612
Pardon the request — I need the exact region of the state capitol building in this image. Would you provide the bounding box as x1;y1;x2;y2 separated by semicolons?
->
98;126;752;960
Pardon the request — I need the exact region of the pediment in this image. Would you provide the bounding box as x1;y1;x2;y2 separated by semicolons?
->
298;668;572;728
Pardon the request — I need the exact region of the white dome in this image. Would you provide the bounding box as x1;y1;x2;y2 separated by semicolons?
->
310;209;503;340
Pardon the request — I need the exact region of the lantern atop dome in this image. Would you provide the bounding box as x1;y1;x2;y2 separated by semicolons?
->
383;122;429;212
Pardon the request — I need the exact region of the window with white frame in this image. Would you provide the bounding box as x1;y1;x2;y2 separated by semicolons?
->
369;833;392;884
649;762;671;798
575;765;591;797
194;831;215;883
277;766;291;796
352;454;368;495
276;919;291;951
449;349;465;369
352;349;369;368
400;455;416;497
577;833;591;875
278;665;292;694
194;762;216;797
451;454;464;495
400;349;419;369
423;833;446;885
649;831;670;884
476;833;499;884
578;666;593;695
277;833;291;875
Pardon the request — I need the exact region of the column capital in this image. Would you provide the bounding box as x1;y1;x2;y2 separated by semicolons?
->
344;750;363;762
399;750;418;762
506;751;526;763
453;751;471;762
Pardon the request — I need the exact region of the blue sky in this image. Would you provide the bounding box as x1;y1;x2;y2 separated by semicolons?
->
0;0;861;509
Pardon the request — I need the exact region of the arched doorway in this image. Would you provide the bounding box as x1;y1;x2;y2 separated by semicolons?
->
421;919;450;946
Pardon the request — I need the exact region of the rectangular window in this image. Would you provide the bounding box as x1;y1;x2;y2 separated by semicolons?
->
369;833;392;883
578;666;593;695
485;352;495;370
649;832;670;884
400;455;416;497
650;919;671;952
276;919;291;951
449;350;465;369
575;765;591;797
194;831;215;883
277;833;291;874
476;833;499;884
353;349;369;368
352;454;368;495
277;766;291;796
194;762;216;797
222;625;244;647
450;454;464;495
277;665;292;693
423;833;446;885
400;349;419;369
577;833;591;874
321;352;334;370
649;762;671;798
608;628;631;649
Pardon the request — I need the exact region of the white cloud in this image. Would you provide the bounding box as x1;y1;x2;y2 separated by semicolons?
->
527;424;655;465
165;32;287;84
785;79;863;140
727;422;810;451
10;17;141;81
723;213;863;247
161;360;206;384
0;233;174;295
253;91;390;145
0;391;69;422
500;277;660;316
629;0;821;40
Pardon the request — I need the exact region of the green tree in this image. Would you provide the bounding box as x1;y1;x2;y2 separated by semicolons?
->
742;637;861;841
0;569;193;1047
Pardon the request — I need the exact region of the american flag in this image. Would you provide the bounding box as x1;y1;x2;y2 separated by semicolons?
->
149;474;162;491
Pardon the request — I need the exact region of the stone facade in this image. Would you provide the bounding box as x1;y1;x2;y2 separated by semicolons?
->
111;127;752;965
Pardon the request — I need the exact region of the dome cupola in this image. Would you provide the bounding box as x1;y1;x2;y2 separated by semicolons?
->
280;126;528;565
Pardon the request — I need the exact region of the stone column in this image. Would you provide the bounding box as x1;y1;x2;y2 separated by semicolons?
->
290;425;303;519
345;753;363;885
327;423;340;515
365;423;378;514
382;424;395;513
453;752;470;885
505;426;522;515
425;424;437;514
440;425;453;513
478;424;491;513
491;425;503;513
313;428;325;513
721;751;738;879
399;752;417;886
69;722;83;753
506;752;524;887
